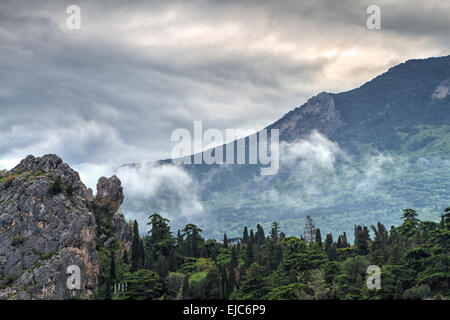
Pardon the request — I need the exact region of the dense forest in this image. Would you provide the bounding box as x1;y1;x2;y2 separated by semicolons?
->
94;207;450;300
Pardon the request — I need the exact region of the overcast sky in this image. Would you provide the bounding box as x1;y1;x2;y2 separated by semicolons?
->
1;0;450;187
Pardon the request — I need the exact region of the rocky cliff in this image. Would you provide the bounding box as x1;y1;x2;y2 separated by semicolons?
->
267;92;344;142
0;154;130;299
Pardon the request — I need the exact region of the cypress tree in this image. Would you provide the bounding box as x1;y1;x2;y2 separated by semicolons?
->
315;229;323;248
227;265;236;296
131;220;140;272
105;276;112;300
243;227;249;243
256;224;265;246
182;275;190;299
110;251;116;282
324;233;333;254
140;238;145;268
223;233;228;248
156;255;169;279
122;250;129;264
245;241;254;268
249;229;255;244
230;246;238;270
168;248;178;271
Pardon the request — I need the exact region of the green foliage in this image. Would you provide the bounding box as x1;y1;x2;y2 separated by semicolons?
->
403;284;431;300
120;270;163;300
48;177;64;195
11;235;25;246
96;209;449;300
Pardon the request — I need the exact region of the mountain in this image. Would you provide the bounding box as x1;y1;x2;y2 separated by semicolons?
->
121;55;450;239
0;155;130;299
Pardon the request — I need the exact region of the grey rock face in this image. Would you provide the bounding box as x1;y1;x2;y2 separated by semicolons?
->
269;92;344;142
111;213;131;250
0;155;100;300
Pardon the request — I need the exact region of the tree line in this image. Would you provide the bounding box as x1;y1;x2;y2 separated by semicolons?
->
95;207;450;300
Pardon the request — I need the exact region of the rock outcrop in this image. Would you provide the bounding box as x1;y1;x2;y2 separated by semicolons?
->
268;92;344;142
0;154;130;300
95;176;124;216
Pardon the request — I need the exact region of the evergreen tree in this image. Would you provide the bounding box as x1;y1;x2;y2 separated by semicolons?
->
315;229;323;248
155;255;169;279
110;251;116;282
243;226;249;243
249;229;255;244
304;215;316;245
227;265;236;296
177;229;183;248
342;232;349;247
324;233;333;254
131;220;141;272
182;275;190;299
245;241;255;268
147;213;174;256
122;250;129;264
256;224;265;246
223;233;228;249
230;246;238;270
105;276;112;300
270;222;280;243
140;238;145;268
168;248;178;271
182;224;203;258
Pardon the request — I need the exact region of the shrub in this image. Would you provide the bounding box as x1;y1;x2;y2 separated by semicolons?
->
48;177;64;195
11;235;25;246
0;169;8;179
1;175;16;189
403;284;431;300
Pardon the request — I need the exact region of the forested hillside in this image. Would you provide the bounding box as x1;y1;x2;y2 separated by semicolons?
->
95;207;450;300
122;55;450;239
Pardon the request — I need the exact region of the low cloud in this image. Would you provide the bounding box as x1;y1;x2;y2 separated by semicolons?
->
280;131;349;173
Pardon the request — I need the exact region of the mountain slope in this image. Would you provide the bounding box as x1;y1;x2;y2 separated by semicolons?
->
121;55;450;239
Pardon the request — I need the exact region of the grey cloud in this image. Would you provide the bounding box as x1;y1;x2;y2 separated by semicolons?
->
1;0;449;176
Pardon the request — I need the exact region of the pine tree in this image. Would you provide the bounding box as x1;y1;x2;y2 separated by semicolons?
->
304;215;315;245
131;220;140;272
182;224;203;258
270;222;280;243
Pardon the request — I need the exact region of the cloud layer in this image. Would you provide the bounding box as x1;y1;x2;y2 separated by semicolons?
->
2;0;450;175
